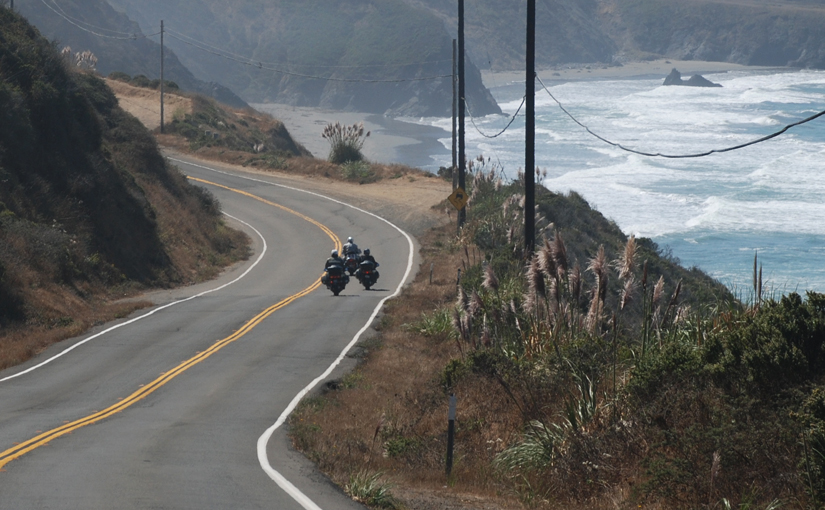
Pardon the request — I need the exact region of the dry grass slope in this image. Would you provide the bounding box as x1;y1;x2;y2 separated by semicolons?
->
0;9;249;370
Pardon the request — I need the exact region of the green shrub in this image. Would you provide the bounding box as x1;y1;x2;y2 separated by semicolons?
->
384;435;421;459
796;387;825;504
699;292;825;392
129;75;151;88
405;307;455;339
340;160;375;183
107;71;131;82
345;471;402;509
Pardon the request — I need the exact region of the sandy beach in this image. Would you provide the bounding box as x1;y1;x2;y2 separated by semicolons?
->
251;103;451;169
483;58;780;87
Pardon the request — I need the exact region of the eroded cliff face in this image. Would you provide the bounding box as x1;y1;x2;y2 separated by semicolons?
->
598;0;825;69
104;0;501;117
405;0;825;71
15;0;248;107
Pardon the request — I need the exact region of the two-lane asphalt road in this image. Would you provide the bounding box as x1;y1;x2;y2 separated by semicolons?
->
0;156;415;509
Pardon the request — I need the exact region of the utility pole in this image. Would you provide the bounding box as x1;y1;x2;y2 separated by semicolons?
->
451;38;457;190
160;20;165;134
457;0;466;231
525;0;536;253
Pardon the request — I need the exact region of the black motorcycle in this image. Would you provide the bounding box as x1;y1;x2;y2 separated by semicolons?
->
343;253;361;275
355;260;379;290
322;265;349;296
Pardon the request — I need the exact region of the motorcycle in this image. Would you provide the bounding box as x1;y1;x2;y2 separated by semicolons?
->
343;253;361;275
355;260;379;290
322;265;349;296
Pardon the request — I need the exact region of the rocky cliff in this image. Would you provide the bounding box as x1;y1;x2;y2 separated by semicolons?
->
606;0;825;69
404;0;825;71
15;0;248;107
106;0;501;117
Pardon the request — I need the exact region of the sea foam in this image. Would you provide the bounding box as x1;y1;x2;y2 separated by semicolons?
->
414;69;825;292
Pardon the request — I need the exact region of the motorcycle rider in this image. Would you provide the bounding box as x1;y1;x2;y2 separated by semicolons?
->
325;249;343;268
322;249;343;285
361;248;379;268
357;248;380;282
342;237;361;258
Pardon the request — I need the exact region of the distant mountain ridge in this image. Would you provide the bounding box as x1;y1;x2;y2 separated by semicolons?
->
14;0;248;107
15;0;825;120
406;0;825;71
399;0;618;71
604;0;825;69
104;0;501;117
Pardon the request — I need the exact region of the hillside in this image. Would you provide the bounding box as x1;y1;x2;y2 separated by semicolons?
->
16;0;825;124
604;0;825;68
401;0;618;70
103;0;501;117
0;9;248;368
14;0;248;107
291;164;825;509
402;0;825;70
106;74;311;163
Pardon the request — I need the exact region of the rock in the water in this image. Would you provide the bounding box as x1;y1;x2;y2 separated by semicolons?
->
663;68;722;87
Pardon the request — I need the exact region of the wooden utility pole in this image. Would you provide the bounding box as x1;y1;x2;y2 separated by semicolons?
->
457;0;466;230
451;39;457;190
160;20;165;134
525;0;536;253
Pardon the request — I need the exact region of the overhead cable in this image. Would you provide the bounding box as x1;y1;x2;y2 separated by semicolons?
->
164;31;451;83
163;29;451;70
536;74;825;158
464;95;526;139
39;0;143;40
35;2;454;83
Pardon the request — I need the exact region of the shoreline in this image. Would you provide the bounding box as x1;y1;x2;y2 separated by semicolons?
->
482;58;783;87
251;103;451;170
254;60;793;170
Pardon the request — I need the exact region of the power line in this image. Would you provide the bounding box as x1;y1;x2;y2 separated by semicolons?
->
39;0;144;40
536;74;825;159
164;31;451;83
465;95;526;139
38;2;451;81
163;29;451;70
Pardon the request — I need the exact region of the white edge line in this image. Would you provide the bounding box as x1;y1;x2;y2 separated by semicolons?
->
0;213;267;383
165;158;415;510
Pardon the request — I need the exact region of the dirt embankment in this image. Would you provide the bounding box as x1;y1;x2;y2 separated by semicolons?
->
111;80;453;236
106;79;193;131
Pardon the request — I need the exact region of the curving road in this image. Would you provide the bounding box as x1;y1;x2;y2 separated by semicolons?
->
0;156;416;509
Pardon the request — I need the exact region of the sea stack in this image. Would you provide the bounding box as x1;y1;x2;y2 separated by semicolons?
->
663;68;722;87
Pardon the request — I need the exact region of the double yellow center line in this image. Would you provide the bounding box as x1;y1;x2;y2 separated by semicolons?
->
0;177;338;470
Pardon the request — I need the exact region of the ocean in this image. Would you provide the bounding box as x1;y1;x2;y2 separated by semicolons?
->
407;69;825;296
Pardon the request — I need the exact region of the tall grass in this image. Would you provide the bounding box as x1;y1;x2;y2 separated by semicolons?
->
432;158;819;507
323;121;370;164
